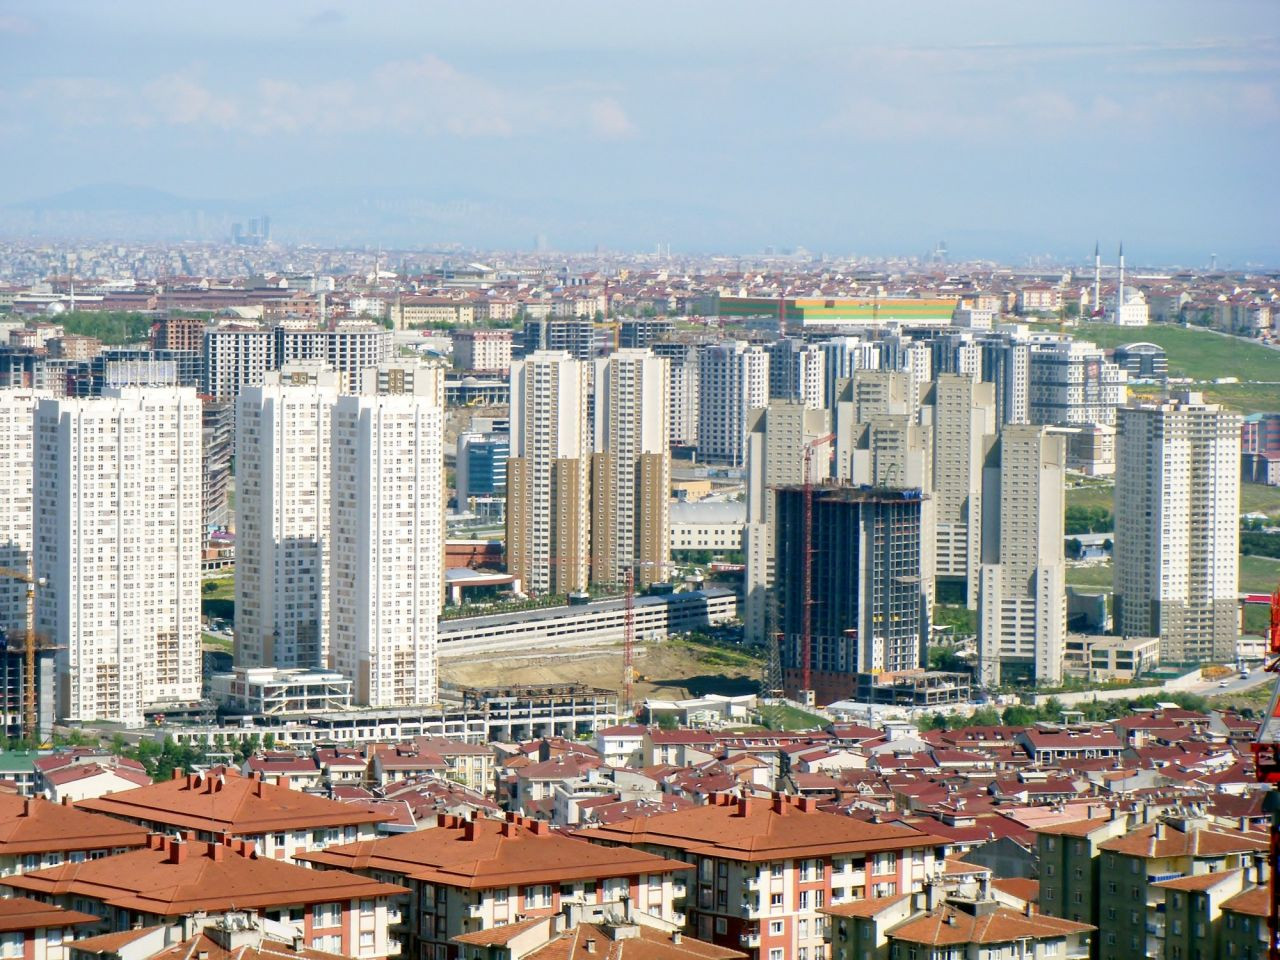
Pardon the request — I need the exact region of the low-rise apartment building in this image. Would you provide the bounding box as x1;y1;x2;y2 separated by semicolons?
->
584;792;943;960
0;796;149;878
300;813;690;960
6;834;407;959
77;768;391;863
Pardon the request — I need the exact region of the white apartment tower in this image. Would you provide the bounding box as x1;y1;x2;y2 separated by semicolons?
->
590;350;671;589
330;363;445;708
0;390;39;638
924;375;997;608
1114;393;1240;663
507;351;591;596
652;341;700;448
978;425;1068;686
696;341;769;466
234;364;339;670
34;388;203;726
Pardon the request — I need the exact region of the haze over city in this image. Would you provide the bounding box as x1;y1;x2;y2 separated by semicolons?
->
1;0;1276;262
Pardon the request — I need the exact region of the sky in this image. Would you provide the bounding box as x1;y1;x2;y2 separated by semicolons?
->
0;0;1276;263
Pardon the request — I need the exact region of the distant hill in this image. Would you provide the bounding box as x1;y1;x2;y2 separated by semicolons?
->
6;183;233;215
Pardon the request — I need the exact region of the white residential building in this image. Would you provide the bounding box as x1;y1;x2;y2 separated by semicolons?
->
34;388;203;726
330;364;445;708
202;326;276;402
696;341;769;466
590;350;671;588
652;340;700;448
1028;340;1128;427
1114;392;1241;663
507;351;591;596
0;389;40;638
978;425;1068;686
234;364;339;670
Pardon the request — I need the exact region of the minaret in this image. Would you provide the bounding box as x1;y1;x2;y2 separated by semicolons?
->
1093;241;1100;318
1116;241;1125;323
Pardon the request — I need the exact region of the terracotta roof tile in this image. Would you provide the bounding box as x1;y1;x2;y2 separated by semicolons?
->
0;795;149;855
78;767;392;836
6;836;405;916
0;896;99;933
888;906;1093;946
300;814;689;889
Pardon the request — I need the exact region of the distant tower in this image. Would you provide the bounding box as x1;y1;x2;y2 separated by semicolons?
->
1092;241;1101;318
1116;241;1125;321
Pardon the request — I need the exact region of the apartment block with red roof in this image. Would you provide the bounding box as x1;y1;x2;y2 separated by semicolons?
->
582;792;943;960
298;813;692;960
0;795;150;878
452;910;744;960
76;768;391;862
6;834;407;959
0;897;99;960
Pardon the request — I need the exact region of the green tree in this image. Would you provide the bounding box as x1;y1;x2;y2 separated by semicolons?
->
1002;704;1036;726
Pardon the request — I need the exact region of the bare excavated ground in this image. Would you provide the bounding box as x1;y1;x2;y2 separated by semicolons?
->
440;639;763;701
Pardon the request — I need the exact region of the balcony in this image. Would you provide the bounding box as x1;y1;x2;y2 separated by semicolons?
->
740;900;760;918
740;930;761;948
672;881;687;898
671;912;686;927
467;903;484;919
1148;872;1184;885
744;876;761;891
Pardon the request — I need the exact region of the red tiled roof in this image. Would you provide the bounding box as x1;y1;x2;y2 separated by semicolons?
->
299;814;689;890
0;795;149;855
0;896;99;933
581;793;941;863
78;767;392;835
888;906;1093;945
6;836;405;916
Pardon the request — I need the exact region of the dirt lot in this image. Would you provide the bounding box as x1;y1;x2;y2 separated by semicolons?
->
440;638;762;701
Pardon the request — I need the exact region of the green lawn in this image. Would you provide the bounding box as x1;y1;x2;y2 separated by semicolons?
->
1068;322;1280;384
757;703;827;731
1066;482;1280;519
201;576;234;600
1068;556;1280;595
1066;483;1115;512
201;632;233;653
1240;556;1280;594
1065;563;1114;590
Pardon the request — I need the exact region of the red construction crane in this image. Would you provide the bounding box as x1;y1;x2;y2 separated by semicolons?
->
799;433;835;700
1249;585;1280;960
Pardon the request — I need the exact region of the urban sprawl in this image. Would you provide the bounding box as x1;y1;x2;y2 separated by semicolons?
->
0;239;1277;960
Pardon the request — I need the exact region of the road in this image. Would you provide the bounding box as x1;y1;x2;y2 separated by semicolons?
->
1187;665;1272;697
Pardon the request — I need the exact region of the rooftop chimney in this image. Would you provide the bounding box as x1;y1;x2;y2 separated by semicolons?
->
172;767;184;781
672;932;682;945
209;842;225;862
168;839;187;865
21;798;32;817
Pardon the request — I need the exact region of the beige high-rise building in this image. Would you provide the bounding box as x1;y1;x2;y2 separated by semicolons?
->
1114;392;1240;663
329;362;445;708
743;402;832;644
590;350;671;589
833;371;917;478
507;351;591;596
978;425;1067;686
234;363;339;671
923;375;997;608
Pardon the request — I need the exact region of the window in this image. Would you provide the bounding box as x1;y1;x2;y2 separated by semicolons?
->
799;892;810;910
1045;942;1059;956
769;951;784;960
360;932;375;950
771;863;784;878
715;919;727;935
361;900;375;918
771;894;783;908
770;921;784;935
312;903;341;929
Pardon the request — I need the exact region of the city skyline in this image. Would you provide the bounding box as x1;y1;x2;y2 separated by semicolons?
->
0;1;1275;263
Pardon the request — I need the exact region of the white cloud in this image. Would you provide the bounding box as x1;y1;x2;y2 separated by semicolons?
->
588;97;636;140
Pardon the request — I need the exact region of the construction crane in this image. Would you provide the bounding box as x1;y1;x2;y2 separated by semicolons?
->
798;433;836;702
1250;586;1280;960
0;565;51;745
619;560;674;719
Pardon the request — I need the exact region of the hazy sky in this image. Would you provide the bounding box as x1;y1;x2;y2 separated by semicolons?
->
0;1;1276;261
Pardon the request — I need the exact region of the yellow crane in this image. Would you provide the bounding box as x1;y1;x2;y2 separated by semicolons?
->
0;566;52;745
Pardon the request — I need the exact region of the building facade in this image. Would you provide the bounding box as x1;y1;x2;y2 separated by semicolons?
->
696;341;769;466
507;351;591;596
330;365;445;708
235;366;339;671
978;425;1067;686
35;388;203;726
1114;393;1241;663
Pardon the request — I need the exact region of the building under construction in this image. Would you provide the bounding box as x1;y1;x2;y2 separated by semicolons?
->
774;483;930;705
